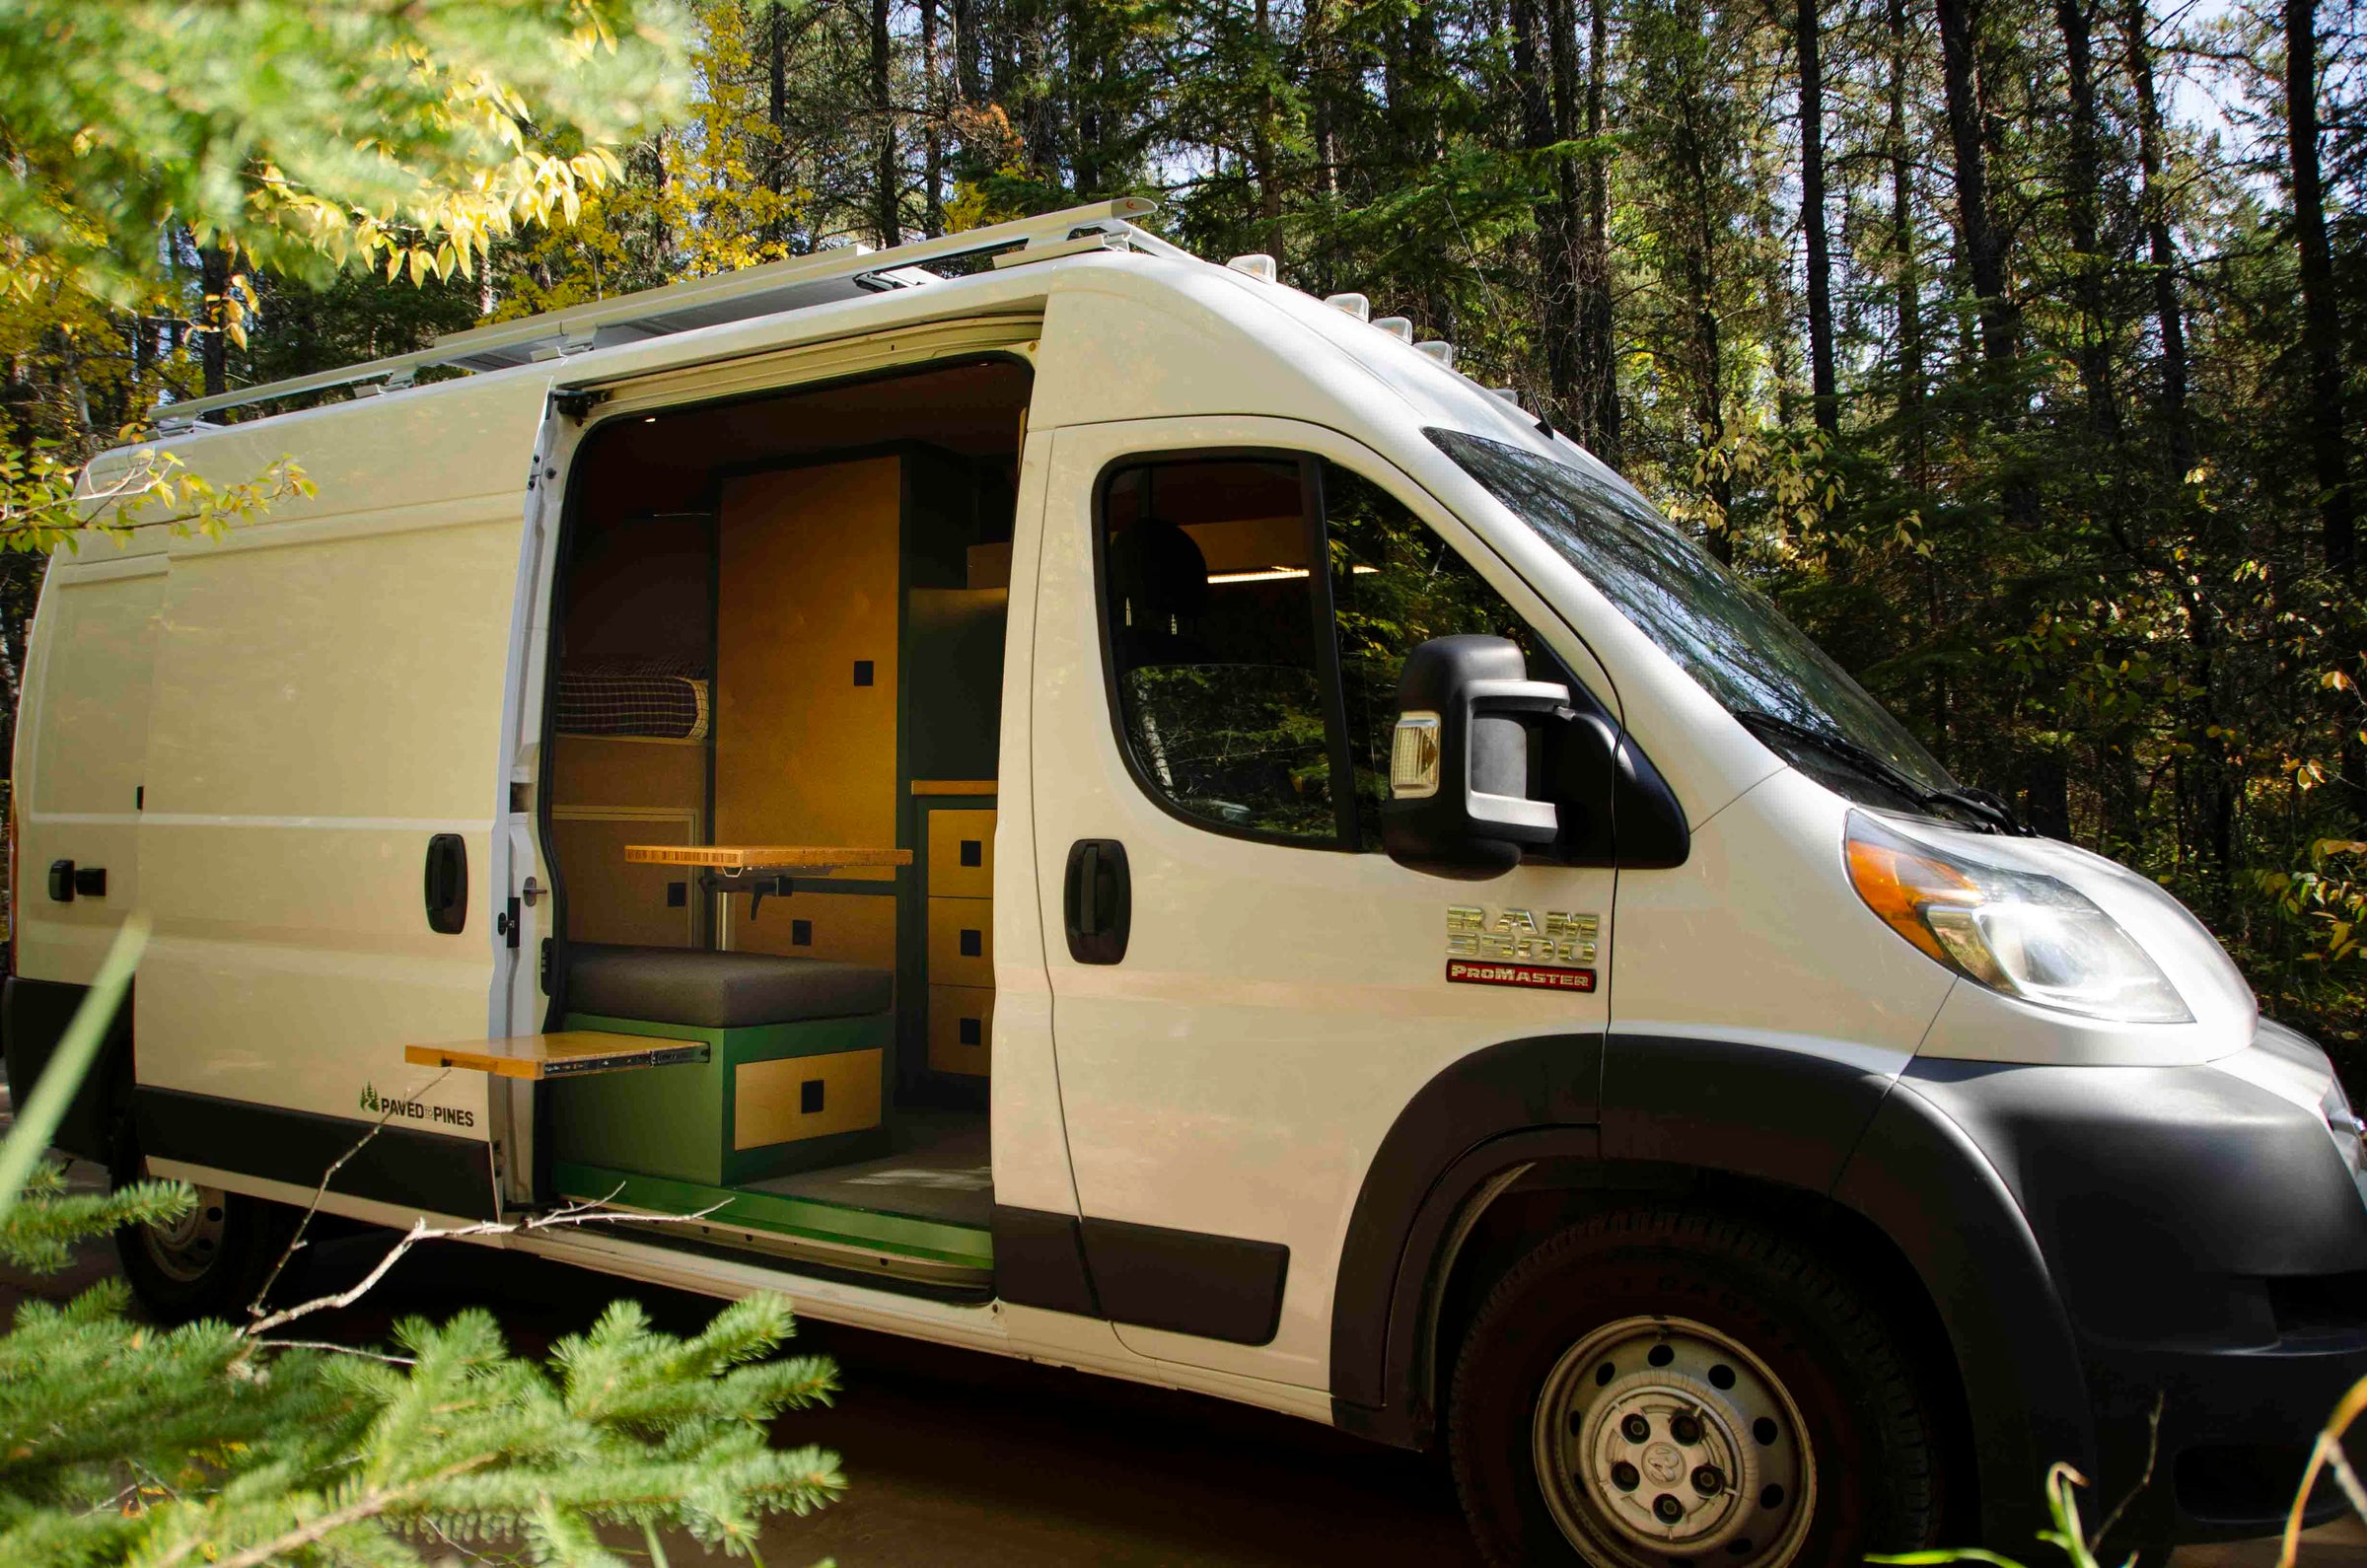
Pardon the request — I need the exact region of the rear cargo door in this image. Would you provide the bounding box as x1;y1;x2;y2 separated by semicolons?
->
129;369;552;1220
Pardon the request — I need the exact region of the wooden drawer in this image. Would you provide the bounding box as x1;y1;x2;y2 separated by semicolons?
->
926;896;994;988
734;889;897;968
927;808;996;897
928;984;994;1076
734;1048;883;1148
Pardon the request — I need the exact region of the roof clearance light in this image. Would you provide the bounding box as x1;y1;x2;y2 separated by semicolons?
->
1326;292;1372;321
1414;340;1456;369
1372;316;1414;342
1226;253;1279;283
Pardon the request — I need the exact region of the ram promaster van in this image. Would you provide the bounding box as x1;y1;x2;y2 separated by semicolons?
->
10;198;2366;1565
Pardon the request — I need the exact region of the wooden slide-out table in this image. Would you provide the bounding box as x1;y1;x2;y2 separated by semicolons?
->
622;842;913;950
404;1031;708;1081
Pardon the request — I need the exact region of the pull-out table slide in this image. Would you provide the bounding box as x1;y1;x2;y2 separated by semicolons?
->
404;1032;708;1080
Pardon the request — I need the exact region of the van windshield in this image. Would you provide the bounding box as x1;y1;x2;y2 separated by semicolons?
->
1427;427;1960;809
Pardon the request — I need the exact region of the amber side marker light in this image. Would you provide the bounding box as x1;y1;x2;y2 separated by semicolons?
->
1843;829;1981;972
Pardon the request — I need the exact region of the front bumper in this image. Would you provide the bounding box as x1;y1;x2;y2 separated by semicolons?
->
2085;1312;2367;1543
1883;1027;2367;1549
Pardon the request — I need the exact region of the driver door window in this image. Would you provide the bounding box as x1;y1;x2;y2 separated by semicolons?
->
1100;457;1339;844
1098;451;1563;852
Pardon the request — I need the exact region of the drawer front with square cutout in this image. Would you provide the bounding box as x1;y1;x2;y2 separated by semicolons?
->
732;889;896;968
927;809;996;898
734;1048;883;1148
928;984;994;1076
926;895;994;988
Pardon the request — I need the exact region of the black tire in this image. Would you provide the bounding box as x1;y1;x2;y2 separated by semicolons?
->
1448;1207;1944;1568
110;1121;300;1323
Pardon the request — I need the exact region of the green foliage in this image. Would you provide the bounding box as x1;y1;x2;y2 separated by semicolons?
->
0;1294;844;1566
0;923;846;1566
0;0;692;306
1869;1462;2142;1568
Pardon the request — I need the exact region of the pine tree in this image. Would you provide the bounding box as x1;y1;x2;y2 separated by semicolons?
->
0;923;846;1566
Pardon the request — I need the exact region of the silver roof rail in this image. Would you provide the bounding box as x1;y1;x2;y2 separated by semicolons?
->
154;198;1185;430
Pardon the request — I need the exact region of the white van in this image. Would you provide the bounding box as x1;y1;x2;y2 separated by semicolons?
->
11;198;2366;1565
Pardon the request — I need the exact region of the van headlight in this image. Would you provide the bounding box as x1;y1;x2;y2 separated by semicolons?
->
1844;813;2190;1024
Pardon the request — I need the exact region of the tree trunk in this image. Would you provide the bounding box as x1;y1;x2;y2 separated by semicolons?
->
768;1;790;251
2055;0;2116;440
2285;0;2354;578
198;243;230;398
1515;0;1581;427
873;0;901;248
1577;0;1619;460
921;0;945;236
2123;0;2192;478
1888;0;1926;477
1254;0;1282;250
1933;0;2017;370
953;0;984;106
1797;0;1837;433
1673;62;1729;557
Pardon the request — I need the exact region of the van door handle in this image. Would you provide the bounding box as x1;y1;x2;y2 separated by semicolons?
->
423;833;468;934
1063;839;1130;964
46;860;104;900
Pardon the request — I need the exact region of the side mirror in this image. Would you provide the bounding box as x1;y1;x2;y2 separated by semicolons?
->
1381;635;1569;880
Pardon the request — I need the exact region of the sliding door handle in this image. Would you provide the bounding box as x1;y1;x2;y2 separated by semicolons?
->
1063;838;1130;964
424;833;468;934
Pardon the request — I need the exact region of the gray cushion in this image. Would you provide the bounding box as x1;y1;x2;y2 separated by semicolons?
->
566;944;893;1028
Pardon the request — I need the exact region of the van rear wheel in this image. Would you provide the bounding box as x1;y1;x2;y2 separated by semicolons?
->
111;1125;299;1323
1448;1207;1942;1568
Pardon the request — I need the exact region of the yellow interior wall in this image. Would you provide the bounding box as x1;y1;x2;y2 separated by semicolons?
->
715;459;900;875
552;736;707;948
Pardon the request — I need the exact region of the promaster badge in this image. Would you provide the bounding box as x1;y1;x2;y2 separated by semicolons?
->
1445;905;1601;991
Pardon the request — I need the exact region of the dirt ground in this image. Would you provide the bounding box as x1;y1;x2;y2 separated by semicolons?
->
2;1106;2361;1565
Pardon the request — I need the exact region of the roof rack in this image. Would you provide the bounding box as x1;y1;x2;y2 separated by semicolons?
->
156;197;1187;430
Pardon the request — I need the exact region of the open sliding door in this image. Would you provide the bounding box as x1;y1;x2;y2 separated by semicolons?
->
131;369;553;1223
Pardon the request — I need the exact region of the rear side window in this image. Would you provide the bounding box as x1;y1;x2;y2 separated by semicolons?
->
1098;452;1558;850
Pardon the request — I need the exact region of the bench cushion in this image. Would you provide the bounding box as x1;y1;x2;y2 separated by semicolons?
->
566;945;893;1028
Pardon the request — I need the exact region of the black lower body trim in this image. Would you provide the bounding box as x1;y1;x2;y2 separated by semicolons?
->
991;1204;1101;1316
133;1086;498;1221
2;974;126;1160
1082;1214;1289;1345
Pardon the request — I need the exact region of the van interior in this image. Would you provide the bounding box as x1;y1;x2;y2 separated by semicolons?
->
533;358;1030;1295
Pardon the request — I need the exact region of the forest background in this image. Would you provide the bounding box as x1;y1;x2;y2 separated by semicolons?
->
7;0;2365;1058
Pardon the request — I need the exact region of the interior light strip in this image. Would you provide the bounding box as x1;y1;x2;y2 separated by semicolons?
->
1204;564;1381;584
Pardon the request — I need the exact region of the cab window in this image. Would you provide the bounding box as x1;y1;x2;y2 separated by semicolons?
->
1097;451;1558;850
1101;457;1338;843
1322;463;1544;849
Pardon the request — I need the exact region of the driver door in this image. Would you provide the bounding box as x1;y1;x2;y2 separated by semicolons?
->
1030;415;1619;1390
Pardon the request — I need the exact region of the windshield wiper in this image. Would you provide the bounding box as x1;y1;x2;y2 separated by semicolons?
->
1732;710;2031;835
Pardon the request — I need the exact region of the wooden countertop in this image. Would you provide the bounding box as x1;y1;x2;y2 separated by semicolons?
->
623;844;913;871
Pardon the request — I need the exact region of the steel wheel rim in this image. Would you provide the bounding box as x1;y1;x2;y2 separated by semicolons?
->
138;1179;229;1285
1531;1315;1817;1568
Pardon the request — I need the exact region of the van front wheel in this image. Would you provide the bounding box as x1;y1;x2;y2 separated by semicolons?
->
1448;1208;1943;1568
